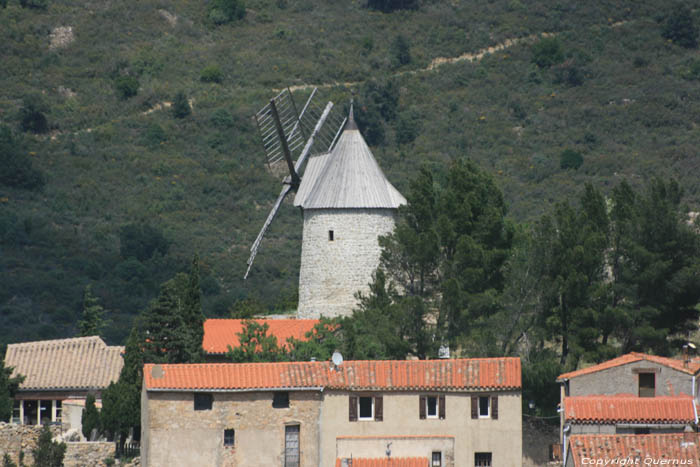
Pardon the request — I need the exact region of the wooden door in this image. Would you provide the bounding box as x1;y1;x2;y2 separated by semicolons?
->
284;425;300;467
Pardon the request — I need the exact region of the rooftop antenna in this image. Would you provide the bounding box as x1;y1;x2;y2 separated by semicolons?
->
245;87;347;279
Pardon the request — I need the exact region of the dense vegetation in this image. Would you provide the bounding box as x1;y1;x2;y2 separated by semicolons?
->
1;0;699;356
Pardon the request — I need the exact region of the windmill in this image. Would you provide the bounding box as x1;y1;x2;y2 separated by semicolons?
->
244;87;347;279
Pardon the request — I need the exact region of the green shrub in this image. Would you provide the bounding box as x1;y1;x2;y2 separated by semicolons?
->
560;149;584;170
531;37;565;68
553;60;584;86
366;0;418;12
0;125;45;190
390;35;411;68
681;59;700;80
143;123;166;147
210;109;234;128
662;4;698;48
119;224;169;261
3;453;17;467
114;76;139;100
209;0;245;25
200;65;224;83
172;92;191;119
395;110;420;145
81;394;101;440
19;0;47;9
32;425;66;467
19;94;49;134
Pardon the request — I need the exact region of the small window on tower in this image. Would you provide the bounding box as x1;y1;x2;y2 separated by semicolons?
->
329;230;334;241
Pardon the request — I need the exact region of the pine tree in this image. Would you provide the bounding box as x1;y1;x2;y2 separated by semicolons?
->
182;255;204;362
81;394;101;440
32;425;66;467
0;351;24;422
172;92;191;119
77;285;105;337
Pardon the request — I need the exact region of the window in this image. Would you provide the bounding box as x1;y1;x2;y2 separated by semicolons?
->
359;396;373;420
285;425;300;467
12;401;20;424
39;400;51;425
471;395;498;420
349;395;383;421
328;230;334;241
194;393;213;411
432;451;442;466
479;396;490;418
224;429;235;447
475;452;492;466
273;392;290;408
54;400;62;423
420;395;445;419
639;373;655;397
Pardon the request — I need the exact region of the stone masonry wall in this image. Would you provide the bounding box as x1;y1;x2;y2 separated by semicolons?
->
142;390;321;467
298;208;396;319
0;423;59;466
64;441;115;467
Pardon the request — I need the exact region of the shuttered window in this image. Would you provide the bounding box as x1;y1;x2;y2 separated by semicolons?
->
374;396;383;421
438;395;445;419
491;395;498;420
350;395;382;421
419;395;426;419
471;396;478;419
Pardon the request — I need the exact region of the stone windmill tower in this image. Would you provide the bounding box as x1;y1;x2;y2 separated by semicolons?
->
293;107;406;318
245;89;405;319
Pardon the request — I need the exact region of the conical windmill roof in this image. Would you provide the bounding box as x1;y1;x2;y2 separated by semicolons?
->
294;114;406;209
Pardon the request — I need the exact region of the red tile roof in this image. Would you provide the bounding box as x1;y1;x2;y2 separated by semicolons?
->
557;352;700;381
335;458;428;467
144;358;521;391
202;319;319;354
564;395;697;424
567;434;700;467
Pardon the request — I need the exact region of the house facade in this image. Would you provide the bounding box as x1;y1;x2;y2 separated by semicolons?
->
4;336;123;432
141;358;522;467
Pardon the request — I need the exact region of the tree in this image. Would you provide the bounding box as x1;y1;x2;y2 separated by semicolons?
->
182;255;205;362
114;76;139;100
119;223;169;261
3;454;17;467
390;35;411;68
0;125;45;190
77;285;105;337
531;37;565;68
366;0;418;13
32;425;66;467
18;94;49;134
662;4;698;48
559;149;583;170
0;350;24;422
287;318;342;362
209;0;245;25
81;394;101;440
172;92;191;119
228;320;287;363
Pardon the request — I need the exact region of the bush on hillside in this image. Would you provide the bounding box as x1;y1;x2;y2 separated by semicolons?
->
560;149;584;170
172;92;191;119
531;37;565;68
209;0;245;25
19;0;47;9
200;65;224;83
390;35;411;68
119;223;170;261
366;0;418;13
0;125;45;190
114;76;139;100
18;95;49;134
662;4;698;48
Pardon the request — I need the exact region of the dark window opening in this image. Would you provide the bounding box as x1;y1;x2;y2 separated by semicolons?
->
24;400;37;425
475;452;492;467
479;396;490;417
634;428;651;435
639;373;655;397
359;396;373;419
329;230;334;241
224;429;235;446
194;393;213;411
427;396;438;417
432;451;442;466
273;392;290;408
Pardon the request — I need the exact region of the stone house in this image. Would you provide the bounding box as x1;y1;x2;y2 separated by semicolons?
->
202;318;319;362
4;336;124;433
141;357;522;467
564;433;700;466
555;352;700;462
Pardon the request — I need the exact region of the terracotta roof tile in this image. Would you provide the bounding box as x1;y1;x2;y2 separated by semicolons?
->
5;336;124;391
144;358;521;391
564;395;697;424
567;434;700;467
335;458;428;467
202;319;319;354
557;352;700;381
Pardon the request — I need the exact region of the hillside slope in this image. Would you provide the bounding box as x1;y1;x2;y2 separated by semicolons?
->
1;0;699;345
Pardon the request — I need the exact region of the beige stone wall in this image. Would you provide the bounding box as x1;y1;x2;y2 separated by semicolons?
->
0;423;59;466
297;208;397;319
64;441;115;467
319;390;522;466
141;390;321;467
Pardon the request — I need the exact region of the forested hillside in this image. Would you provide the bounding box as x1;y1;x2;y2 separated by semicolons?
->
1;0;699;346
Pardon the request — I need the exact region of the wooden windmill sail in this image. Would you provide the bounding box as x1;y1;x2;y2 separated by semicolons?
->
244;88;346;279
